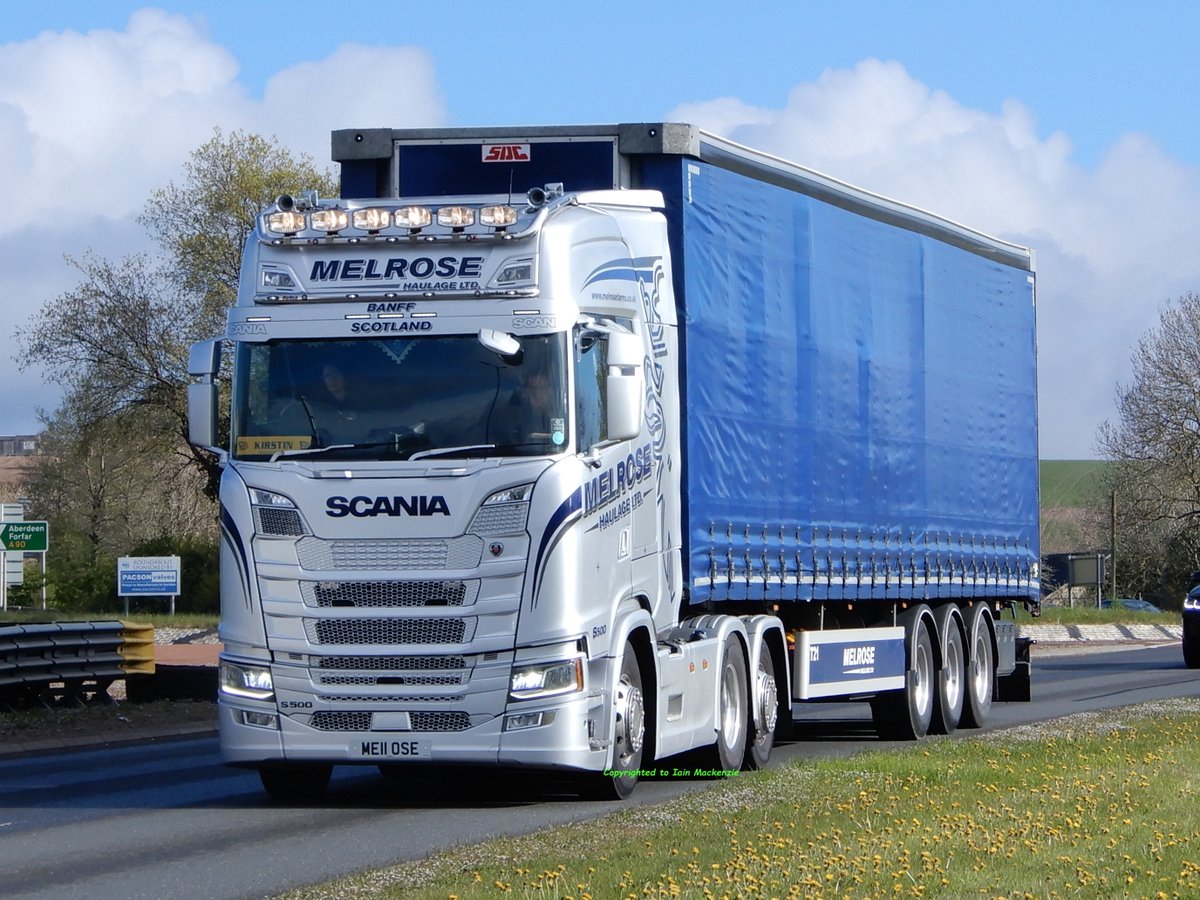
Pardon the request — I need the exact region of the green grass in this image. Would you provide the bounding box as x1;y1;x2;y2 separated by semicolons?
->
279;700;1200;899
1017;604;1178;624
1039;459;1111;508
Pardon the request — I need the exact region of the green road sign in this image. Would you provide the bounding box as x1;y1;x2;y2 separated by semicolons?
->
0;521;49;552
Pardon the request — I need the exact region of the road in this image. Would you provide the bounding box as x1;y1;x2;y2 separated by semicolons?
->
0;642;1195;900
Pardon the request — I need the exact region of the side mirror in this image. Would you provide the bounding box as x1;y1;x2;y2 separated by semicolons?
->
187;339;221;450
606;332;644;441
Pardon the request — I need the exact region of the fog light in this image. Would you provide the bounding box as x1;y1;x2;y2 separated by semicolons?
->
241;710;279;729
504;710;556;731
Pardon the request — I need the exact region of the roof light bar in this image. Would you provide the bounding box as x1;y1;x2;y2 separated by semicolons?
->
437;206;475;228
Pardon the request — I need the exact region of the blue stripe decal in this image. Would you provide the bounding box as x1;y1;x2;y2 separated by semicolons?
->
531;488;583;607
219;504;253;607
582;256;662;288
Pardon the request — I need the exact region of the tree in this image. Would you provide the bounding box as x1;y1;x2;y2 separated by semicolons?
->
1096;291;1200;600
19;404;214;611
17;129;337;498
141;129;339;330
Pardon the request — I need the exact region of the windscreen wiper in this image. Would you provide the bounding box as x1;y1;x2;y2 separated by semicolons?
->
270;443;357;462
408;444;497;461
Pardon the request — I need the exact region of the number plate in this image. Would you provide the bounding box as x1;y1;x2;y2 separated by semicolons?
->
353;738;431;759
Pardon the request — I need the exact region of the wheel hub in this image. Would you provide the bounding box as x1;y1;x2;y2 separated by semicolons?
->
615;676;645;757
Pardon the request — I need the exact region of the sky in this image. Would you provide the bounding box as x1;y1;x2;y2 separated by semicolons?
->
3;1;1200;459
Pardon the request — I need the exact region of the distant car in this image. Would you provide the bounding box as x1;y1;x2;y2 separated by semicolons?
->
1099;598;1164;613
1184;587;1200;669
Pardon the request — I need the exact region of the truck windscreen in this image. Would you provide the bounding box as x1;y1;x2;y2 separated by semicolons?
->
230;333;569;461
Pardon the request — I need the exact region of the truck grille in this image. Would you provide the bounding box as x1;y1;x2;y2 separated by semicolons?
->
303;579;477;608
309;710;472;732
296;536;483;571
315;655;466;670
304;617;473;645
318;672;467;687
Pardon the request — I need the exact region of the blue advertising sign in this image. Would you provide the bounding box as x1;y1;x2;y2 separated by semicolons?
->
118;556;181;596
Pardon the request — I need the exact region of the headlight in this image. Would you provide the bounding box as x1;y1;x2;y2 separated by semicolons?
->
220;662;274;701
509;658;584;700
1185;595;1200;611
483;484;533;505
250;489;296;508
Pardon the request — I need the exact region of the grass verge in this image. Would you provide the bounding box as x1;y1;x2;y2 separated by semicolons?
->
278;699;1200;900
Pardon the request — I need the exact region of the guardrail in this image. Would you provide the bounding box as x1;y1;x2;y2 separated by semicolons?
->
0;620;155;709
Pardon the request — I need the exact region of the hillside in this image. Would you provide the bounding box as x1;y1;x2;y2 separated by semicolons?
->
1040;459;1110;554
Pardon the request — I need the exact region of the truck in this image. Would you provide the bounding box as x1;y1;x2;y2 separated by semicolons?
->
187;123;1039;802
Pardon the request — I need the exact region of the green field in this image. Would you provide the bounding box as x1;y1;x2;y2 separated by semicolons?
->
1040;459;1110;554
1039;459;1110;508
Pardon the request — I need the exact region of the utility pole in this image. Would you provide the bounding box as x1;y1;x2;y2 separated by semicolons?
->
1110;490;1117;602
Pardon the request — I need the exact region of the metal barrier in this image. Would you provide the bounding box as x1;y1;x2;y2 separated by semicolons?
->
0;620;155;708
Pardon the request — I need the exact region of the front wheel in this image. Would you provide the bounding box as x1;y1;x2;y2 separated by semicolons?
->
578;640;646;800
1183;627;1200;669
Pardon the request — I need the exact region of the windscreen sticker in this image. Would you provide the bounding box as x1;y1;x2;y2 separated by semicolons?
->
236;436;312;455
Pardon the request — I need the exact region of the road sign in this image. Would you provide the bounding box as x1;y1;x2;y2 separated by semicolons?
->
5;556;23;586
117;555;182;615
0;521;48;552
117;556;181;596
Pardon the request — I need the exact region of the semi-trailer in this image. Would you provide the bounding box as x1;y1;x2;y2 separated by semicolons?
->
188;123;1039;800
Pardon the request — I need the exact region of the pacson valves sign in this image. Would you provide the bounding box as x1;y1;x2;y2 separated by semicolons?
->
118;556;181;596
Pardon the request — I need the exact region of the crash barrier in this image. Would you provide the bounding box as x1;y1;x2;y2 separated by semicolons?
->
0;620;155;709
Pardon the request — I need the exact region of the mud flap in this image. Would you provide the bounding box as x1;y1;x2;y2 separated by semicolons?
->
996;636;1033;702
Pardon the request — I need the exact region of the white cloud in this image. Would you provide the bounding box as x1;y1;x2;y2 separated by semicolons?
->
0;11;446;434
670;59;1200;458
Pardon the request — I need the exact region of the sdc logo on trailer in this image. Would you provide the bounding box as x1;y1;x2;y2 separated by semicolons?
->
482;143;531;162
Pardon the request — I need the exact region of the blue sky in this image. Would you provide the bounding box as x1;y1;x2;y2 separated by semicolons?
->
3;2;1200;457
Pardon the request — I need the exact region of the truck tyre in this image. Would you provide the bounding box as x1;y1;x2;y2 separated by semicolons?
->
702;635;749;771
258;763;332;803
579;640;646;800
930;607;965;735
871;615;935;740
960;604;995;728
745;635;781;770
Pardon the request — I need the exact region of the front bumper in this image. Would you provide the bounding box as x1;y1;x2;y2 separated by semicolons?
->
219;689;609;771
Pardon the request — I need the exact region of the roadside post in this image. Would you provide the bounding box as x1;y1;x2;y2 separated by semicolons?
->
117;556;182;615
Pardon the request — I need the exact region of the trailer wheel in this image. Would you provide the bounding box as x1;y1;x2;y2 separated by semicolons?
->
930;609;965;735
960;605;995;728
744;636;780;770
579;640;646;800
702;635;749;771
871;617;934;740
258;763;332;803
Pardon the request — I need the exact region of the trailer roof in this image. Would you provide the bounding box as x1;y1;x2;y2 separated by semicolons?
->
332;123;1033;272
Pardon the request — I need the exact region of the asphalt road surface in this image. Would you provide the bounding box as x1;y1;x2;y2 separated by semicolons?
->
1;642;1196;900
